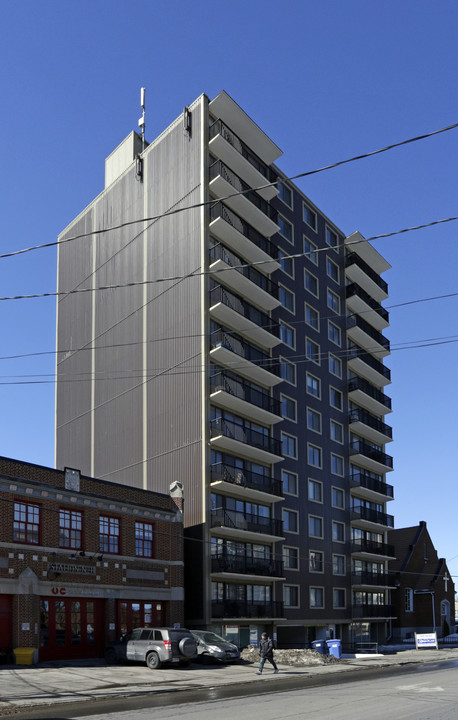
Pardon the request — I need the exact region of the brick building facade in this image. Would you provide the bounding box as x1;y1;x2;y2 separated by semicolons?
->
0;456;184;662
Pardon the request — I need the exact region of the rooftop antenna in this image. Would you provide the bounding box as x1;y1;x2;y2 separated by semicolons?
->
138;87;146;152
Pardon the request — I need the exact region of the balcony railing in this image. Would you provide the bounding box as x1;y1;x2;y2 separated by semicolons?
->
348;377;392;411
210;284;280;338
352;604;396;618
350;472;394;499
351;572;396;587
209;243;279;298
210;161;278;223
210;508;283;537
210;369;281;416
210;328;281;378
209;119;275;181
349;409;393;440
210;417;282;456
210;202;279;260
346;283;389;323
212;600;284;619
211;554;283;577
350;438;394;469
351;539;395;557
351;506;394;527
347;314;390;352
345;252;388;294
210;461;282;497
347;345;391;381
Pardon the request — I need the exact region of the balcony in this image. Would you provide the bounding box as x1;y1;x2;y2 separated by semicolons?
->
352;604;396;619
350;472;394;502
349;408;393;445
209;160;279;237
348;377;392;416
351;572;397;588
211;599;284;620
210;461;282;502
345;252;388;302
211;554;284;579
210;328;282;387
210;508;283;543
209;243;280;311
210;417;283;465
351;539;395;559
210;284;281;349
347;315;390;357
209;203;280;273
210;368;282;425
351;506;395;530
209;119;278;201
347;345;391;387
350;438;393;474
346;283;389;331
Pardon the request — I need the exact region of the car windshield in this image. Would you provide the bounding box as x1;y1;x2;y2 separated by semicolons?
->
194;631;226;643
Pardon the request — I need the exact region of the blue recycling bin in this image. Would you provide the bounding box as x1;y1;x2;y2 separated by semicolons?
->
326;639;342;658
311;640;326;654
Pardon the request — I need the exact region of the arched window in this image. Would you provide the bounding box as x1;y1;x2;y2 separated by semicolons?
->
405;587;413;612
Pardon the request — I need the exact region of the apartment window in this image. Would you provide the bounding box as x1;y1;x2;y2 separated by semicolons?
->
327;289;340;314
327;257;339;283
333;588;346;609
99;516;120;554
278;182;293;208
309;550;324;572
306;338;320;364
280;321;295;348
330;419;344;443
309;515;323;538
59;509;82;549
308;479;323;503
307;408;322;433
305;304;319;330
279;285;295;313
310;587;324;608
328;322;341;347
306;373;321;398
278;215;293;244
281;394;297;422
13;502;40;545
326;226;339;250
332;521;345;543
278;249;294;278
282;432;297;458
303;204;317;231
304;236;318;265
282;470;298;496
332;487;345;509
329;354;342;378
331;453;344;476
304;270;319;297
405;587;413;612
308;443;322;468
135;522;153;558
283;509;298;533
283;546;299;570
333;554;346;575
284;585;299;607
280;357;296;385
330;387;343;410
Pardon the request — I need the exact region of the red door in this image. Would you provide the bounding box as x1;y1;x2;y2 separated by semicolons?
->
0;595;13;658
39;597;104;661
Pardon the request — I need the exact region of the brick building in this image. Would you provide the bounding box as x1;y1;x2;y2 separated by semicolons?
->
388;521;455;641
0;456;184;661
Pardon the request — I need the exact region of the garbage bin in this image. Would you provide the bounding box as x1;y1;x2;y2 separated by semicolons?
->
326;639;342;659
311;640;326;654
14;648;36;666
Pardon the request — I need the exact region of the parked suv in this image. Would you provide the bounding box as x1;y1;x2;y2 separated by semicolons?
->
104;627;197;669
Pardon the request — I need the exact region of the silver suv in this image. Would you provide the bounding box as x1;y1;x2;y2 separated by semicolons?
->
104;627;197;669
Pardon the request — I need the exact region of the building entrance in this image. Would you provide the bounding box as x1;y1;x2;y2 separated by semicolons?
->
39;597;104;661
0;595;13;657
117;600;166;634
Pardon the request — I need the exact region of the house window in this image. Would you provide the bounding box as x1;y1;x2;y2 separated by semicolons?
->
135;522;153;557
283;509;298;533
332;487;345;510
405;587;413;612
333;554;346;575
329;354;342;378
333;588;346;608
330;420;344;443
280;357;296;385
327;289;340;314
331;453;344;476
308;444;322;468
282;470;298;496
278;182;293;208
327;258;339;283
284;585;299;607
310;587;324;608
306;373;320;398
326;227;339;250
280;321;295;348
279;285;295;313
309;515;323;538
278;249;294;277
59;509;82;549
307;408;322;433
330;387;343;410
332;521;345;543
328;322;341;347
13;502;40;545
281;394;297;421
305;270;319;297
308;479;323;503
309;550;324;572
304;237;318;265
306;338;320;364
278;215;293;244
303;204;317;231
99;516;120;554
283;546;299;570
305;304;319;330
282;432;297;458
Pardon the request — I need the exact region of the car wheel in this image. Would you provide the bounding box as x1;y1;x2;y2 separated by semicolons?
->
179;637;196;658
201;653;213;665
146;651;161;670
104;648;118;665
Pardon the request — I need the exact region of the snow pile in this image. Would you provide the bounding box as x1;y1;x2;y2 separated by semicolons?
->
240;644;339;666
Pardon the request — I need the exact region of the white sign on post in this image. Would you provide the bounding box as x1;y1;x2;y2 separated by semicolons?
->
415;632;438;649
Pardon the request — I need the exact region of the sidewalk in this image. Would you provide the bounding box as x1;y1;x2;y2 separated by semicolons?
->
1;648;458;715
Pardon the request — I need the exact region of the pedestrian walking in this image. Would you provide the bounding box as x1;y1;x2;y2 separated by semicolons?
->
256;632;279;674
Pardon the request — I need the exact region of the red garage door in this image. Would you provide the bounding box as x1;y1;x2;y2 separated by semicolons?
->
0;595;13;655
39;597;104;661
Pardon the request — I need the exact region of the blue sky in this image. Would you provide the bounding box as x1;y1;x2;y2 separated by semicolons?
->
1;1;457;577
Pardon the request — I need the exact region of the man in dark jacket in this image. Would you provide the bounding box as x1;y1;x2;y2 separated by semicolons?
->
256;632;279;674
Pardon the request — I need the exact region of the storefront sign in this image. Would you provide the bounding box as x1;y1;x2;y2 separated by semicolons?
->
415;632;438;649
48;562;96;575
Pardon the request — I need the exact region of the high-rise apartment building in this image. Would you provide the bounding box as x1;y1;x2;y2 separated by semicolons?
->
56;91;394;649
